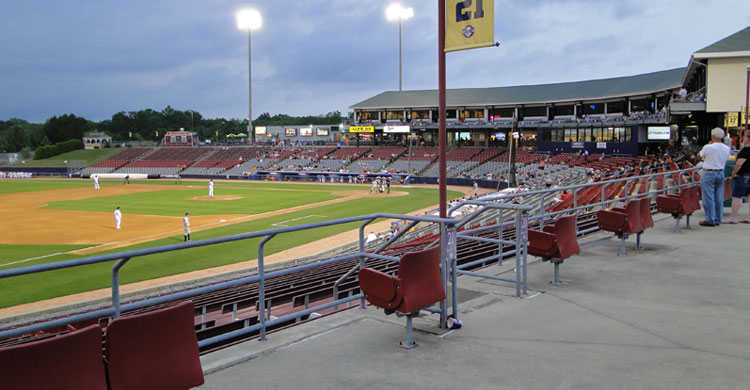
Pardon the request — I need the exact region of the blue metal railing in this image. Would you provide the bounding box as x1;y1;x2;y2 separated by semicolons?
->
0;213;458;347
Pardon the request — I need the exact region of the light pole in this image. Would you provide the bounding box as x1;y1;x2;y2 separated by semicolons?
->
386;4;413;92
236;9;262;143
187;110;194;133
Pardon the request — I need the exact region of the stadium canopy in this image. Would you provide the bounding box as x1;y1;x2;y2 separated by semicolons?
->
692;25;750;59
225;133;237;138
236;133;248;138
350;68;684;110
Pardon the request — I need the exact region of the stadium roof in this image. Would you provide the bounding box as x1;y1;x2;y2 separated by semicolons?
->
693;25;750;58
350;68;684;110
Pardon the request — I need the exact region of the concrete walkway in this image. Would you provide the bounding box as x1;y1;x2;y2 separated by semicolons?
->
200;210;750;389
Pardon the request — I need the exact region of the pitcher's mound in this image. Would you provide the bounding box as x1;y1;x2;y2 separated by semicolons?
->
189;195;243;201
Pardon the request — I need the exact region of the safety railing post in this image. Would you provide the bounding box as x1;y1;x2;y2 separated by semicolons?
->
498;207;504;265
359;218;375;309
514;211;521;297
258;234;275;341
439;221;448;328
111;257;131;318
449;222;458;322
538;194;547;229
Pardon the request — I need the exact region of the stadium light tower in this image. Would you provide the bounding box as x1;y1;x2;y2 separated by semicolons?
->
386;4;413;91
236;8;262;143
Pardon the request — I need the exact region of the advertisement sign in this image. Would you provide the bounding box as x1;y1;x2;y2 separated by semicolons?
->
725;112;739;128
255;126;266;135
316;127;329;136
647;126;671;141
349;126;375;133
300;127;312;136
571;142;584;149
285;128;297;136
383;125;410;133
596;142;607;149
445;0;495;52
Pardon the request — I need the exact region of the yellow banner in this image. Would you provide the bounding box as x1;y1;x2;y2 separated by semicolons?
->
445;0;494;52
726;112;739;128
349;126;374;133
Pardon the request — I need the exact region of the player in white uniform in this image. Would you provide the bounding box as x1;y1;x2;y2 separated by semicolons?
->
183;212;191;241
93;175;100;190
208;179;214;197
370;178;379;193
114;206;122;230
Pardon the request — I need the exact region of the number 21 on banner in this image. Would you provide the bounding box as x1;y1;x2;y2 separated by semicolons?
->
445;0;494;52
455;0;485;22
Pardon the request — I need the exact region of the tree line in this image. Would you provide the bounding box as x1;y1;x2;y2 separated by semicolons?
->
0;107;346;154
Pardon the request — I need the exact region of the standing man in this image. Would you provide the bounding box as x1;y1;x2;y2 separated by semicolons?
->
114;206;122;230
183;212;191;241
473;181;479;197
93;175;100;190
386;176;391;194
123;174;130;184
699;127;731;226
208;179;214;197
728;130;750;223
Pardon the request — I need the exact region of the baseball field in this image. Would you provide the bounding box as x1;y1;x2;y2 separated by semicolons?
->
0;178;463;312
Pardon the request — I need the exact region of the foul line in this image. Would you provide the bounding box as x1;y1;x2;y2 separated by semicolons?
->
0;252;65;268
272;215;328;227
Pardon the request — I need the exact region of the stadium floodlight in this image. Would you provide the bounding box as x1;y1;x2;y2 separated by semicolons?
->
236;9;262;143
386;4;413;91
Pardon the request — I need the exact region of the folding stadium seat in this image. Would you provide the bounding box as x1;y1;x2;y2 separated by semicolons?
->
527;215;580;285
358;245;446;349
106;301;204;390
596;199;642;256
0;325;107;390
656;185;699;232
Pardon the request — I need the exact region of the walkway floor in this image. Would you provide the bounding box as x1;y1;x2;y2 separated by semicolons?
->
200;209;750;389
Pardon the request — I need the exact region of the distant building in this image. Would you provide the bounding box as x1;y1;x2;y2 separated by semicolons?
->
83;132;112;149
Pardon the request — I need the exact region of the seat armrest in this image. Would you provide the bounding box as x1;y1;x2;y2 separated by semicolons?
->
358;268;403;309
542;225;555;234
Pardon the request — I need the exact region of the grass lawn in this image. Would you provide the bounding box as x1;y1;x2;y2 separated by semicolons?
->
9;148;119;167
0;180;461;308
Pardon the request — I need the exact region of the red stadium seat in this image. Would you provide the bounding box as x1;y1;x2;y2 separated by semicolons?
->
597;199;642;255
106;301;204;390
0;325;107;390
528;215;580;285
656;185;699;232
358;245;446;348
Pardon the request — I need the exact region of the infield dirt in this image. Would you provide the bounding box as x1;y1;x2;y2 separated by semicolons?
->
0;181;474;317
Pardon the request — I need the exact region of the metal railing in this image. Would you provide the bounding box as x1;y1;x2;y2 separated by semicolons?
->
0;213;458;348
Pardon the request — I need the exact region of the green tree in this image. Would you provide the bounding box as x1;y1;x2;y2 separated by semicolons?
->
43;114;94;144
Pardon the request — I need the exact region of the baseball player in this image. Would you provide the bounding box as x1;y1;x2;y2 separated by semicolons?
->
473;181;478;197
183;212;191;241
93;175;100;190
114;206;122;230
208;179;214;197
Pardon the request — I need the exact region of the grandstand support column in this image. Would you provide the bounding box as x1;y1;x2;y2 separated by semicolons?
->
438;0;447;219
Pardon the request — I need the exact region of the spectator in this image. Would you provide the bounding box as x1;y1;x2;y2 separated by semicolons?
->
698;127;731;226
728;130;750;224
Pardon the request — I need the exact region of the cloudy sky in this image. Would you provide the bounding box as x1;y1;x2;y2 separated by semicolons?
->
1;0;748;123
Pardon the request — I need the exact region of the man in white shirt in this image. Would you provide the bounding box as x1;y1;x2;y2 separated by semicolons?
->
208;179;214;197
183;212;191;241
114;206;122;230
93;175;100;190
365;232;377;244
698;127;731;226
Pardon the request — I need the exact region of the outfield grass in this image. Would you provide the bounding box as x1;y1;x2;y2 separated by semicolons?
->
9;148;119;167
0;180;462;308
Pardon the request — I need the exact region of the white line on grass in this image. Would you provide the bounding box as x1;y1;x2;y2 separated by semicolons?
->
272;215;328;227
0;252;65;268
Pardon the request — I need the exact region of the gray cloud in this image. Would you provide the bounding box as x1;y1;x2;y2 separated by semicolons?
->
1;0;748;122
